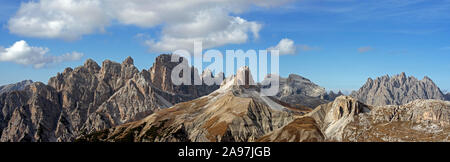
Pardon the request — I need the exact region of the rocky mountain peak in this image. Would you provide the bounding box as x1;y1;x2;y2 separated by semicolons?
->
0;80;34;95
101;59;120;70
202;69;213;78
351;73;445;106
422;76;433;83
309;96;370;141
400;72;406;78
279;74;326;98
83;59;100;72
122;56;134;66
21;80;33;85
149;54;180;93
235;66;255;87
324;90;344;101
288;74;310;82
259;73;330;108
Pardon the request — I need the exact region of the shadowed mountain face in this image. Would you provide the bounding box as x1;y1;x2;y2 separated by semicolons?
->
0;55;218;142
445;93;450;101
351;72;446;106
0;80;33;95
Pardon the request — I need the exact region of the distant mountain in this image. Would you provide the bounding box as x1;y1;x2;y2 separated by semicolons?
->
77;67;308;142
0;55;218;142
351;72;445;106
0;80;33;95
324;90;344;101
445;93;450;101
269;74;330;108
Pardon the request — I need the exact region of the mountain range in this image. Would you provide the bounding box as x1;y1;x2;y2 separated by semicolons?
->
0;55;217;141
1;54;449;142
77;65;450;142
351;72;446;106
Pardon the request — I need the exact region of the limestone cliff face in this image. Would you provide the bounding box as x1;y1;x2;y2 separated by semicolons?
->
0;55;219;142
0;82;61;142
307;96;371;141
78;67;299;142
149;54;219;98
351;72;445;106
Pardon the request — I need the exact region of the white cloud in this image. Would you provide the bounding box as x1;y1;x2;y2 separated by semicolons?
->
8;0;109;41
0;40;83;68
145;9;262;52
8;0;292;51
358;46;373;53
268;38;297;55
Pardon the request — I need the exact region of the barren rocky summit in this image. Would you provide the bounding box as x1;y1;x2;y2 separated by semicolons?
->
0;80;33;95
351;72;446;106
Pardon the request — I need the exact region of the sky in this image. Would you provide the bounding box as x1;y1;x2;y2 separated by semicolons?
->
0;0;450;93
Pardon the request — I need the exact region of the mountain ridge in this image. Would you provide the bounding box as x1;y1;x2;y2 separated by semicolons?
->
351;72;446;106
0;55;219;141
77;66;308;142
0;80;33;95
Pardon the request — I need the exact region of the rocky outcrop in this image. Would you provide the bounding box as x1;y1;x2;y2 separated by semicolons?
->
257;117;324;142
78;67;301;142
342;99;450;142
0;80;33;95
267;74;330;108
445;93;450;101
149;54;219;99
351;72;446;106
307;96;450;142
307;96;371;141
0;55;219;142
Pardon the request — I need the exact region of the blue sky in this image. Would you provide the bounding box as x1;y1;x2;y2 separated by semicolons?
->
0;0;449;93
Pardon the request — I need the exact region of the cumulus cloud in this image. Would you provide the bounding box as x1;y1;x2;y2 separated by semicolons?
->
8;0;109;41
8;0;292;51
0;40;83;68
268;39;297;55
145;9;262;52
358;46;373;53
